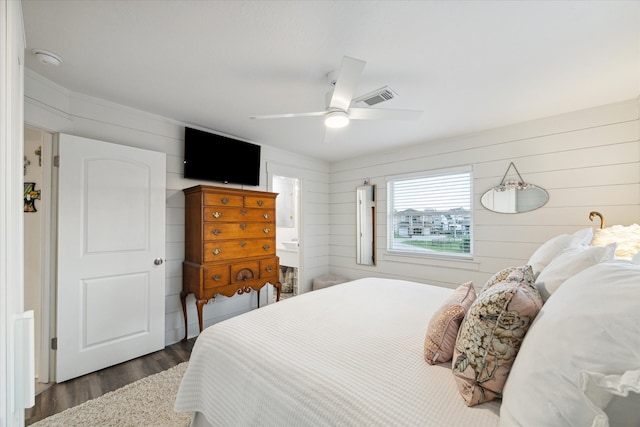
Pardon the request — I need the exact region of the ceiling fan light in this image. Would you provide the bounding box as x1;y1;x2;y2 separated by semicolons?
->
325;111;349;128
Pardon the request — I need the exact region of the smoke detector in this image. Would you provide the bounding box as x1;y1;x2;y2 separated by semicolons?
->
32;49;63;66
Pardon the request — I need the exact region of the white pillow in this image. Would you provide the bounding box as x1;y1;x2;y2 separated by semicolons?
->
591;224;640;260
500;261;640;427
527;227;593;277
581;370;640;427
535;242;616;301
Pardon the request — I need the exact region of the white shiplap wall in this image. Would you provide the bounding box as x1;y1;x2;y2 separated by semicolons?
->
23;70;330;346
22;67;639;347
329;98;640;290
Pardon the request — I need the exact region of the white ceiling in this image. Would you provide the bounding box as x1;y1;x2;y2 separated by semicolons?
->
21;1;640;162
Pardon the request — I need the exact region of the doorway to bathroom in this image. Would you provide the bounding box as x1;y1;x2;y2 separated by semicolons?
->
270;173;301;302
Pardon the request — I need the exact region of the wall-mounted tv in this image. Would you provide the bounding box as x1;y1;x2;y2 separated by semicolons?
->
184;127;261;186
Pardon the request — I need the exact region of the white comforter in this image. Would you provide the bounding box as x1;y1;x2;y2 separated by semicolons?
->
174;277;500;426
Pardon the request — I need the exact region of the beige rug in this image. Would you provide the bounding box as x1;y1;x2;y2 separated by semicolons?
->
32;362;192;427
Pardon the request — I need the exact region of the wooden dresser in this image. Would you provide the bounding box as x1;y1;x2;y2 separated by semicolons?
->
181;185;281;340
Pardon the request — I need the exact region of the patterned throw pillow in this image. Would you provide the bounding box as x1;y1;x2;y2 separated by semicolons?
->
452;267;542;406
480;265;535;294
423;282;477;365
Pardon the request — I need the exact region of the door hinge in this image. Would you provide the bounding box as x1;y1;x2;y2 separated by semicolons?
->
51;337;57;350
53;155;60;167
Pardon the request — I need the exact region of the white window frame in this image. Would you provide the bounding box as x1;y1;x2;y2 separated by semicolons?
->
386;166;473;260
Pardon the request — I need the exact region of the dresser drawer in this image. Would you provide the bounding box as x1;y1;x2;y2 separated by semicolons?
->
260;257;279;278
244;195;276;209
203;266;230;289
203;238;276;262
203;207;275;223
230;262;260;283
203;222;273;241
203;192;243;207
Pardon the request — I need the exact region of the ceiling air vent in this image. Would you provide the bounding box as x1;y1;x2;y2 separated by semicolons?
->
352;86;398;107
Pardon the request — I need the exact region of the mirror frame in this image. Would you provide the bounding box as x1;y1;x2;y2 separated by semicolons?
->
356;185;376;265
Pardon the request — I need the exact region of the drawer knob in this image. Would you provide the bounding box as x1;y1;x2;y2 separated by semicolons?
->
212;274;221;281
212;211;222;218
240;224;247;230
263;213;269;219
257;200;264;206
239;241;246;247
221;197;228;204
240;209;247;215
266;266;273;273
212;248;221;255
263;228;270;234
263;244;270;251
212;229;221;236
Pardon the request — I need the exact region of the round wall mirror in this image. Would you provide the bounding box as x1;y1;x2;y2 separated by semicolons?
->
480;186;549;214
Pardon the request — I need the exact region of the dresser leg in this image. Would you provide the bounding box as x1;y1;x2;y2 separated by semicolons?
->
196;298;207;333
180;291;189;342
274;281;282;302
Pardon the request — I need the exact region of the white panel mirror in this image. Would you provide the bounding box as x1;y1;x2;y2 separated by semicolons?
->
356;185;376;265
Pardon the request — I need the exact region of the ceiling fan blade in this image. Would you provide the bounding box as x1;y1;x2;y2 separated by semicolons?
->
348;108;422;121
328;56;366;112
250;111;327;120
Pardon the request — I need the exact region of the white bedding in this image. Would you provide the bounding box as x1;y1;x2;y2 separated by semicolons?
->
174;277;501;426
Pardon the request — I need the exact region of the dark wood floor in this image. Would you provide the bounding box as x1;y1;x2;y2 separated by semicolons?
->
25;338;196;425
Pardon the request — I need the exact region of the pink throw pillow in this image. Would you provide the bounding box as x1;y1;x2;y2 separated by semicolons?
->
423;282;477;365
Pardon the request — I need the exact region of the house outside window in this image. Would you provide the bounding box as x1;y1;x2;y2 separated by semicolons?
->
387;167;472;258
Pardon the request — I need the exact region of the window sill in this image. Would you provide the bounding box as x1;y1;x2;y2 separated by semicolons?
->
383;250;480;271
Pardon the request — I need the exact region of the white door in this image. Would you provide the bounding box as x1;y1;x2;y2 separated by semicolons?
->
56;134;166;382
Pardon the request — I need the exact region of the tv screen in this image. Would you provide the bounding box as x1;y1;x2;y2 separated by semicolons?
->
184;127;261;186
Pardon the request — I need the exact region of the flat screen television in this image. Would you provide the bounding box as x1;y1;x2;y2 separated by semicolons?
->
183;127;261;186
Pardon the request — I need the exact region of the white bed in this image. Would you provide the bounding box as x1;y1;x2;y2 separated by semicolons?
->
174;277;501;426
175;227;640;427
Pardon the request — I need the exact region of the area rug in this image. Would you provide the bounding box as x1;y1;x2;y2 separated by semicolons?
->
32;362;192;427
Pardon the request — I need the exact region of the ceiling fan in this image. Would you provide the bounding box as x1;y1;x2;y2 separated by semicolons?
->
249;56;422;128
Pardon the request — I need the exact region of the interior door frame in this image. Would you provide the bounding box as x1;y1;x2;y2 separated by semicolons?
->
266;162;303;299
23;125;55;384
44;130;57;384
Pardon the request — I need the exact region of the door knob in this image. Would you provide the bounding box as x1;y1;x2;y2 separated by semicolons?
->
154;258;164;265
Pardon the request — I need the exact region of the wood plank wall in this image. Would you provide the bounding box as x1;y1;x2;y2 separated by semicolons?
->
24;70;331;346
329;98;640;290
23;68;639;343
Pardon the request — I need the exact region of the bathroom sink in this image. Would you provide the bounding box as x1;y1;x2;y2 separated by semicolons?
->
282;241;298;250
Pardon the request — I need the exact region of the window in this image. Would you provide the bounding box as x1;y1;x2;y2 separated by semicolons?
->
387;167;472;258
